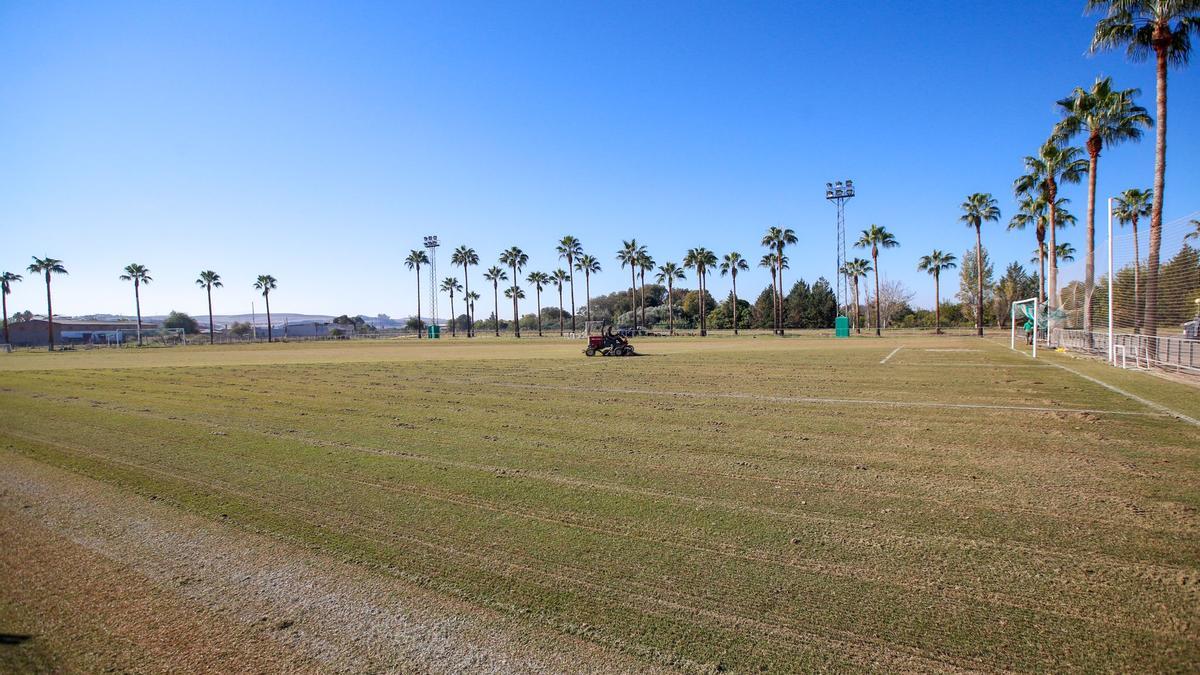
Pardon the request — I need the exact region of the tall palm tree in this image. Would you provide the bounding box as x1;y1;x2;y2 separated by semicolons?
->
959;193;1002;336
404;250;430;338
1054;76;1152;334
1;271;22;345
1113;188;1153;331
1185;218;1200;241
195;270;222;345
466;291;480;335
684;247;717;336
118;263;152;346
253;275;277;342
440;277;463;337
483;266;507;336
761;227;797;334
636;250;655;330
616;240;646;330
655;262;685;336
1090;0;1199;338
917;251;957;334
526;271;550;336
451;246;479;336
498;247;528;337
759;253;779;332
1014;139;1088;310
719;252;749;334
27;257;67;351
575;254;601;330
556;236;583;333
841;258;871;333
1056;242;1077;264
551;269;569;335
854;225;899;336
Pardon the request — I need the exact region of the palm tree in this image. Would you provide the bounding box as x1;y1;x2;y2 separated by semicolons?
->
684;247;717;336
556;236;583;333
616;240;646;330
498;247;528;337
1014;139;1088;310
404;250;430;338
636;250;655;330
1;271;22;345
1186;218;1200;241
552;269;569;335
841;258;871;333
1090;0;1199;338
959;193;1002;336
854;225;899;336
759;253;779;332
761;227;797;334
1056;242;1077;264
466;291;480;334
719;252;749;334
917;251;958;334
1054;76;1152;334
526;271;550;336
440;277;463;337
575;254;601;331
253;275;277;342
118;264;152;346
27;257;67;351
195;270;222;344
1113;188;1153;330
451;246;479;336
504;285;526;333
1009;194;1077;311
483;266;507;336
655;262;685;335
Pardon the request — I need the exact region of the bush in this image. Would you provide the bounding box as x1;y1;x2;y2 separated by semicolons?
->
163;311;200;334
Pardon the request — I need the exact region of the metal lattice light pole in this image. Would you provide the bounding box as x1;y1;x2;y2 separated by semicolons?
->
825;179;855;313
424;235;439;333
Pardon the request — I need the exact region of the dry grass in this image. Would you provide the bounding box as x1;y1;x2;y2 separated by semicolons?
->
2;334;1198;671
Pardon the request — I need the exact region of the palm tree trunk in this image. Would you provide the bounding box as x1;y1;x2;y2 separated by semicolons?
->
45;274;54;351
667;281;675;335
134;282;143;346
568;258;576;333
873;253;881;337
2;292;8;344
639;270;646;330
265;294;273;343
557;285;564;336
852;279;860;333
1144;42;1167;345
462;263;471;337
629;267;637;331
584;272;592;329
934;272;941;334
493;284;499;337
536;288;542;336
776;254;784;335
1133;217;1140;332
1047;181;1059;312
449;294;456;337
699;271;706;336
1084;141;1099;336
415;268;423;339
511;265;520;338
975;225;983;337
769;269;777;333
732;273;739;335
207;287;214;345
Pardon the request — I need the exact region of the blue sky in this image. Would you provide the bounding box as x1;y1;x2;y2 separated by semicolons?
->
1;1;1196;318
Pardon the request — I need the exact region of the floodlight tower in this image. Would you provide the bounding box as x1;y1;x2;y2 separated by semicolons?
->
825;179;855;312
423;235;439;331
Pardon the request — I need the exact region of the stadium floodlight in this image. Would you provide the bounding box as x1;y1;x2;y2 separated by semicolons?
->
825;178;855;312
424;235;440;332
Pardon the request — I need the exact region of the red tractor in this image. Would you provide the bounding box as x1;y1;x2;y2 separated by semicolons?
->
584;326;636;357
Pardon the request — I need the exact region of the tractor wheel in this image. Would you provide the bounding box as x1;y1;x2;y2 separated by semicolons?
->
623;346;635;356
585;347;596;357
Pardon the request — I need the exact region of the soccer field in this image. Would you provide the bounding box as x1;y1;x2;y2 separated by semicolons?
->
2;335;1198;672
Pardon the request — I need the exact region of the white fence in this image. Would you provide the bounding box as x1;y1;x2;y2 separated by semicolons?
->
1057;329;1200;375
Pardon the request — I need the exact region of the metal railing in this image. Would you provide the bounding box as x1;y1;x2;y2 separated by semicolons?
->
1057;329;1200;375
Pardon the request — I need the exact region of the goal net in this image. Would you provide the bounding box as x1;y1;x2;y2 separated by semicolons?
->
1050;205;1199;373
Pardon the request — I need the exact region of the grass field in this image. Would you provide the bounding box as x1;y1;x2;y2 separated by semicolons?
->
2;335;1199;672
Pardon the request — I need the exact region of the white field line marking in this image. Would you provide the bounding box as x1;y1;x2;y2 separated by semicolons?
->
494;382;1167;418
923;348;981;352
880;346;903;364
1048;361;1200;428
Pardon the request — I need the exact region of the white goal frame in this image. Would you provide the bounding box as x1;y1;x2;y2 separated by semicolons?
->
1011;298;1039;358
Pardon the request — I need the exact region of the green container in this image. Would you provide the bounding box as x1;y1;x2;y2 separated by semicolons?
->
427;325;441;339
834;315;850;338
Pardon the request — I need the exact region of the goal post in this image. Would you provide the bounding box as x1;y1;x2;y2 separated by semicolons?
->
1011;298;1039;358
